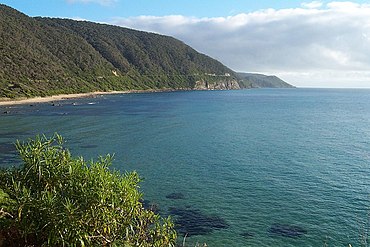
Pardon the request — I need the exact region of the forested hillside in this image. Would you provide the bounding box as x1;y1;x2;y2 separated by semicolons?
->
0;5;238;98
237;73;294;88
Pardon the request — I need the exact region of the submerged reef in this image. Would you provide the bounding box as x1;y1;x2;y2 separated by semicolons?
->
79;144;98;149
166;192;186;199
268;223;307;238
169;207;229;236
240;231;255;239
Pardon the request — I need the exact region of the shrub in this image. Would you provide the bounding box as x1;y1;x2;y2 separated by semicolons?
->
0;134;177;246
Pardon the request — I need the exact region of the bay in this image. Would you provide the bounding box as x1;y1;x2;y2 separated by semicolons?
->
1;88;369;246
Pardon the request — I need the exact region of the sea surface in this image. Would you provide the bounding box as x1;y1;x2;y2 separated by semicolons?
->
0;88;369;246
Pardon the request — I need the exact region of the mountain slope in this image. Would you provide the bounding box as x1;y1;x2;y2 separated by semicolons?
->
0;5;238;98
237;73;294;88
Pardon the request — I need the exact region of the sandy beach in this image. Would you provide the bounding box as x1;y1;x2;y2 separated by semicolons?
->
0;91;131;106
0;89;184;106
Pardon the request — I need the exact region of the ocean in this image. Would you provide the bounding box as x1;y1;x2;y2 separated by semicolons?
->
0;88;369;246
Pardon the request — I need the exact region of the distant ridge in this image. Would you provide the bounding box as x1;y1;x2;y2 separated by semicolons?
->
237;72;294;88
0;4;239;98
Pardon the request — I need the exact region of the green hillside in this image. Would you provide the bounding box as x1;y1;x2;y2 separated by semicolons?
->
237;72;294;88
0;4;238;99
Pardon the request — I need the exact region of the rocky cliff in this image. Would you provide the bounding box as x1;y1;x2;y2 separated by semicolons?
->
194;79;240;90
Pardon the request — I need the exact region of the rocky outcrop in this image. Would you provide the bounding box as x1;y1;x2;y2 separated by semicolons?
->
194;79;240;90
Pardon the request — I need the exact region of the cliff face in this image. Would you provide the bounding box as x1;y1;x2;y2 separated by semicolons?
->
194;79;240;90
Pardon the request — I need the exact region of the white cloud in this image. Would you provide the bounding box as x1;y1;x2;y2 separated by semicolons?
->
71;17;89;21
302;1;323;9
66;0;116;6
326;1;360;10
111;2;370;87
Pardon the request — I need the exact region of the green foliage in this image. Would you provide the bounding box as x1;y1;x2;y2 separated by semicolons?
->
0;134;177;246
0;4;237;99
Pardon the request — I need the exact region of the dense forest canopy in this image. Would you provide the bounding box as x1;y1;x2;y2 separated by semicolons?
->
0;4;292;99
0;5;238;98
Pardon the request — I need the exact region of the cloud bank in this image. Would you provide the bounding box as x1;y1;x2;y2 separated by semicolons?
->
112;1;370;87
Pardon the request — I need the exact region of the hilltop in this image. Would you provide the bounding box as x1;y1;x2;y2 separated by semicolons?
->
0;5;239;99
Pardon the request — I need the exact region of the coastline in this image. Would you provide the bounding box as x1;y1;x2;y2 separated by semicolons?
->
0;89;183;106
0;91;128;106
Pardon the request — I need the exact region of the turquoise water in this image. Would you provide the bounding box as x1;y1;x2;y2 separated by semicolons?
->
0;89;369;246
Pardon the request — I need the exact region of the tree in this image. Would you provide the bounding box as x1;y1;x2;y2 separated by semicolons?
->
0;134;176;246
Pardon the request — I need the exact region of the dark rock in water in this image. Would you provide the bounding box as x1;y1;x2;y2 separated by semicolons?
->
147;202;160;214
169;207;229;236
141;199;160;214
240;231;255;239
79;144;98;149
141;199;150;208
166;192;185;199
268;224;307;238
3;111;10;114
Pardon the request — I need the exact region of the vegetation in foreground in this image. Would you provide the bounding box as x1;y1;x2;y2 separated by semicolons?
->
0;134;177;246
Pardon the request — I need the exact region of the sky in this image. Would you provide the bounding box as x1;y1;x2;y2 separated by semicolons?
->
3;0;370;88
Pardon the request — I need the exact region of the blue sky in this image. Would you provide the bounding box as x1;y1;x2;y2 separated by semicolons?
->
3;0;370;87
1;1;346;20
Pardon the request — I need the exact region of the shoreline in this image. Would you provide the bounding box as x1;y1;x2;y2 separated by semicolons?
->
0;89;184;106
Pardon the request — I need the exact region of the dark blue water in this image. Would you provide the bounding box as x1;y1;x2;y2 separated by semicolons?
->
1;89;369;246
